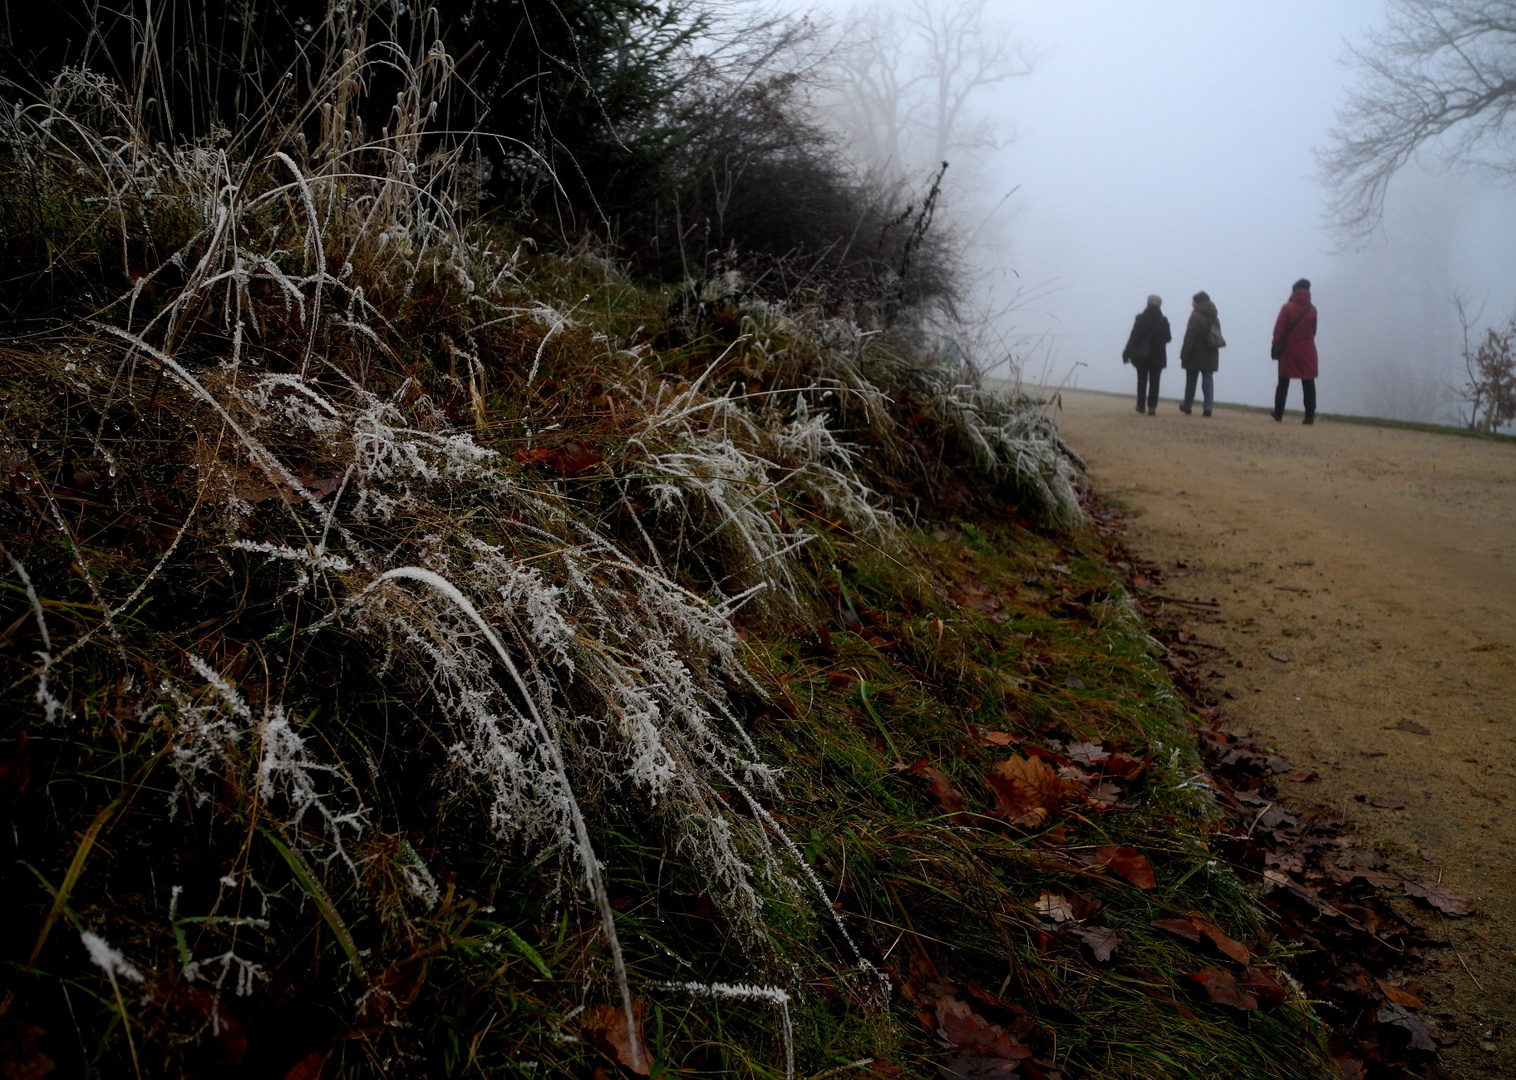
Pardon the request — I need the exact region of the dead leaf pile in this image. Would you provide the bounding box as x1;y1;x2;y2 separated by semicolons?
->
1091;497;1468;1076
1192;724;1469;1069
983;737;1150;827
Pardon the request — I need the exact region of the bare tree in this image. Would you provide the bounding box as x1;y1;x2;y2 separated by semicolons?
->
825;0;1035;180
1320;0;1516;242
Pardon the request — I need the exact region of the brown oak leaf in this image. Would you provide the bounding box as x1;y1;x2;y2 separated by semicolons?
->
985;754;1067;828
1070;925;1121;962
1402;880;1473;917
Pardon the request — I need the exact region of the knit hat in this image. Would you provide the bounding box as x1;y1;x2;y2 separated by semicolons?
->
1292;278;1311;291
1193;290;1210;303
1147;294;1162;307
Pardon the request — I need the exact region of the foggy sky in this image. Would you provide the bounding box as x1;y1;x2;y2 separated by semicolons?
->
793;0;1516;420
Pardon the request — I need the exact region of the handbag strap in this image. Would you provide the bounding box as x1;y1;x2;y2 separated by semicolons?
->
1277;301;1313;346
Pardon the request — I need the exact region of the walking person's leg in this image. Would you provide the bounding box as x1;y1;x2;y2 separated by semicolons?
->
1182;370;1198;413
1202;372;1214;415
1147;369;1161;414
1136;369;1148;413
1273;375;1289;421
1302;378;1316;424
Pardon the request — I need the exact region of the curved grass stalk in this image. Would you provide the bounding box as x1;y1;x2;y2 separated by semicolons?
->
359;566;643;1070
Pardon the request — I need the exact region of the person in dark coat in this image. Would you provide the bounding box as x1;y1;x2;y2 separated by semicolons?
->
1179;291;1222;416
1271;278;1318;424
1122;294;1171;415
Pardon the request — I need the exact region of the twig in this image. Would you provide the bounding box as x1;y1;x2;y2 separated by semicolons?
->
1148;593;1220;608
1453;947;1486;993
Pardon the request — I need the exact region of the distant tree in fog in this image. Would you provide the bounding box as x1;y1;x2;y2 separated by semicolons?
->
827;0;1035;180
1453;298;1516;429
1320;0;1516;242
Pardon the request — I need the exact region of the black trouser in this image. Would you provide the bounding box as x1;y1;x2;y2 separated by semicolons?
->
1136;368;1161;411
1274;376;1315;417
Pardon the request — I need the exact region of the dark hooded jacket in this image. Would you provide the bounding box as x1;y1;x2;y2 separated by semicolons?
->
1180;297;1221;373
1122;305;1171;371
1272;286;1318;379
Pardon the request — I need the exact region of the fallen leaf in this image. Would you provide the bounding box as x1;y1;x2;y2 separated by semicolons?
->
939;1054;1023;1080
1376;979;1424;1009
0;1013;56;1080
286;1052;325;1080
1369;798;1406;810
1332;1054;1367;1080
909;760;968;822
1152;917;1205;943
1239;966;1288;1006
986;754;1067;828
932;991;1034;1061
1070;925;1121;962
583;1000;649;1075
1268;651;1291;663
980;730;1018;747
1035;891;1077;924
545;442;603;474
1188;965;1258;1011
1152;915;1249;965
1061;674;1086;690
1064;742;1110;766
1281;770;1319;782
1386;718;1431;735
1376;1003;1439;1052
1095;847;1156;889
1402;880;1474;917
1102;752;1147;780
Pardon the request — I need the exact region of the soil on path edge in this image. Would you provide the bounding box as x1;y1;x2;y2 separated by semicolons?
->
1052;388;1515;1077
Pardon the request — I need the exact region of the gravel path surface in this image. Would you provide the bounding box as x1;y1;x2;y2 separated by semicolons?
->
1051;387;1516;1076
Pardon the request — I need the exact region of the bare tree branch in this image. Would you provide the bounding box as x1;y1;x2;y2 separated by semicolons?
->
1319;0;1516;243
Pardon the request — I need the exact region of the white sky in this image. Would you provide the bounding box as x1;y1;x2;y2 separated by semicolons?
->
791;0;1516;418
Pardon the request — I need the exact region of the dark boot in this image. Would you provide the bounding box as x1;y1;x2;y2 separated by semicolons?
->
1302;378;1316;424
1273;376;1289;421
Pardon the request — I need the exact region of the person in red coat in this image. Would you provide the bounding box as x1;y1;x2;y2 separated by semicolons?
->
1271;278;1318;424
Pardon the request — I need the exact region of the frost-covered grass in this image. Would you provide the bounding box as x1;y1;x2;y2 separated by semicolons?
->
0;26;1331;1080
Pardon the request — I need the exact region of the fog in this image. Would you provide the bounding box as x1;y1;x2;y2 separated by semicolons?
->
788;0;1516;421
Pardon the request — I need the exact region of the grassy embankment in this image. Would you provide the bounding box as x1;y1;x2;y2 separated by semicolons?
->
0;40;1336;1080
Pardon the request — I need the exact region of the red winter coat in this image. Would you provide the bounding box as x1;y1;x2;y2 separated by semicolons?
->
1272;287;1317;379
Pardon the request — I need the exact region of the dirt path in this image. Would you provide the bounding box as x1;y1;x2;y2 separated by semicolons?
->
1052;388;1516;1075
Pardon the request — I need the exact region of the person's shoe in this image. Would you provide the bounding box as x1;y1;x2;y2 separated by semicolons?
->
1303;415;1315;425
1135;403;1145;414
1179;403;1192;415
1203;410;1212;417
1146;406;1156;416
1271;409;1283;422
